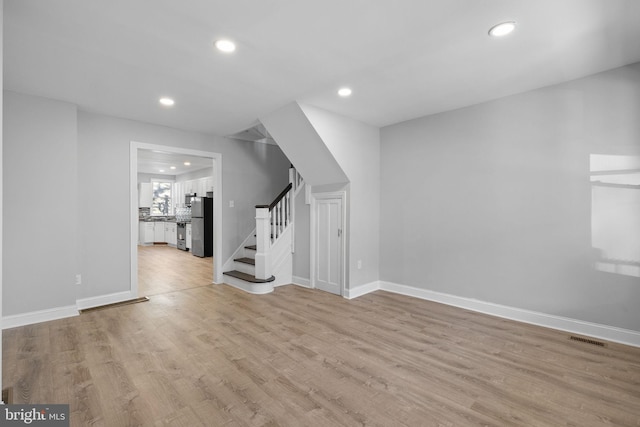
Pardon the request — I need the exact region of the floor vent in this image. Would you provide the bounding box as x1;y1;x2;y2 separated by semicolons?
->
80;296;150;313
569;335;606;347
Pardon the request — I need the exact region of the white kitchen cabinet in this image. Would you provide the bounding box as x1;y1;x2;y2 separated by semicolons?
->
165;222;177;246
138;183;152;208
139;222;154;245
154;222;165;243
205;177;214;193
183;180;195;194
186;223;192;249
197;179;206;196
174;182;184;208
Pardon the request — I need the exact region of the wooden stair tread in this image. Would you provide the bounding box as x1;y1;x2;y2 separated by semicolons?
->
223;270;275;283
234;257;255;265
245;245;257;251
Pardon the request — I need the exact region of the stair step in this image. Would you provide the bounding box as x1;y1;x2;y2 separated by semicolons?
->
223;270;275;283
245;245;257;251
234;257;255;265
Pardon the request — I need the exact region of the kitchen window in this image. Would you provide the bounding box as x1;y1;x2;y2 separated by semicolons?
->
151;181;173;216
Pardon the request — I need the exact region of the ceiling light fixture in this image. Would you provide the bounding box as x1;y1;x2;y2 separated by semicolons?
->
159;169;165;173
184;161;191;166
215;39;236;53
488;21;516;37
338;87;352;97
170;166;176;170
159;97;175;106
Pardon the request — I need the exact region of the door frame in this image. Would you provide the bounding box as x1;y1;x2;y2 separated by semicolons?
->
130;141;224;297
310;191;347;296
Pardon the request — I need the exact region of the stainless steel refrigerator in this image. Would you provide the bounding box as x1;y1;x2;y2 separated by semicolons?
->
191;196;213;257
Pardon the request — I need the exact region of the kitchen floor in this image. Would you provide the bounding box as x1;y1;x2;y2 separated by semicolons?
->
138;244;213;296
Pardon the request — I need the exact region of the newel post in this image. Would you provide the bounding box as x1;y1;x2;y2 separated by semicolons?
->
254;207;272;280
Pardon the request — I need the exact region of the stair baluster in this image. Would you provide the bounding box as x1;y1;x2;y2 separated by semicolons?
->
254;182;293;280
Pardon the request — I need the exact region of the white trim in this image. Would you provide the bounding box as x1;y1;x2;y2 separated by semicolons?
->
76;290;135;311
376;281;640;348
292;276;311;288
310;191;347;296
2;305;79;329
130;142;224;294
344;281;381;299
344;280;640;348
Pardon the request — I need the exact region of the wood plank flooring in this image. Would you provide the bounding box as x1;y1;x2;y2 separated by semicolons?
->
137;245;213;296
3;276;640;425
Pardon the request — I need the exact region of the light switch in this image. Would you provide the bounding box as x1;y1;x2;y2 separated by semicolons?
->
229;200;234;208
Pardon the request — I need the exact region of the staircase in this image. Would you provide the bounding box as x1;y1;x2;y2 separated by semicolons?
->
223;167;304;294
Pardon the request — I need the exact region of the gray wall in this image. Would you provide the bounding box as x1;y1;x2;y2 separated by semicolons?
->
77;111;291;300
3;91;79;316
380;63;640;331
3;91;290;315
301;104;381;289
292;189;310;280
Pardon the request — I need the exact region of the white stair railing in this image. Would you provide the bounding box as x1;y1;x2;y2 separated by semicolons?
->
255;183;292;280
254;167;305;280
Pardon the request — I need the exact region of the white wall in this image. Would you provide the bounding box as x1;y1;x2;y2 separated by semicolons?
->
300;104;381;289
137;173;175;184
380;63;640;332
77;111;290;301
177;167;214;183
260;102;349;186
3;91;79;316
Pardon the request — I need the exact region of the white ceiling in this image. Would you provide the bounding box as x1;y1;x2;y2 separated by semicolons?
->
4;0;640;136
137;149;213;176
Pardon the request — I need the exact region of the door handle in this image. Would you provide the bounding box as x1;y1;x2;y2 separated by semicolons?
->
338;228;342;237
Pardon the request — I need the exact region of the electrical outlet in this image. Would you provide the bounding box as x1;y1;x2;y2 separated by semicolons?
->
357;260;362;270
75;274;82;285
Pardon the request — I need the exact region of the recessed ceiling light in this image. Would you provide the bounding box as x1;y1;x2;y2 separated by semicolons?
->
215;39;236;53
159;97;175;106
338;87;352;97
170;166;176;170
488;21;516;37
159;169;165;173
184;161;191;166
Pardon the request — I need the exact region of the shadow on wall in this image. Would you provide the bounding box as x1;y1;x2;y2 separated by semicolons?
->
590;153;640;277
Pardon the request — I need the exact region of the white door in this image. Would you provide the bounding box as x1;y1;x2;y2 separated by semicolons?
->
314;197;343;295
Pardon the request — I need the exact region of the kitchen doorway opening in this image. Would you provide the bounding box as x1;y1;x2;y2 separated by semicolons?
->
130;141;223;298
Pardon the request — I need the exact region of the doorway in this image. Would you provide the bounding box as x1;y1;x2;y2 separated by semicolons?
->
311;192;346;295
130;141;223;298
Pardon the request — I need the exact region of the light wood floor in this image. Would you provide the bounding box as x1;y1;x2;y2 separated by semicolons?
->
137;244;214;296
3;272;640;425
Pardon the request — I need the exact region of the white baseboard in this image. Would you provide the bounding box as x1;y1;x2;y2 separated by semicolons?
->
343;280;640;348
76;290;136;310
2;305;79;329
292;276;311;288
377;281;640;348
344;281;381;299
